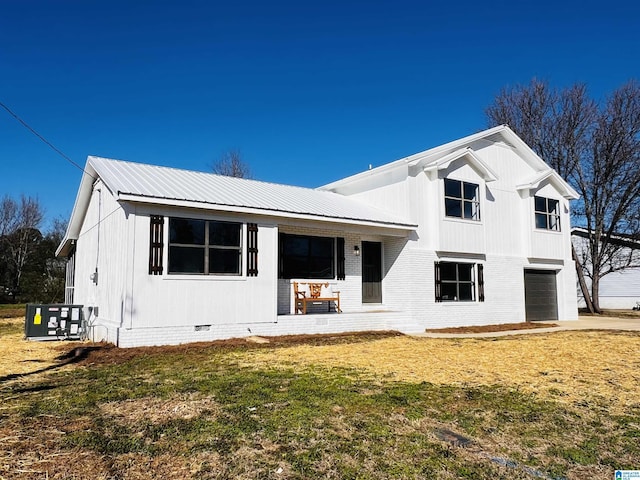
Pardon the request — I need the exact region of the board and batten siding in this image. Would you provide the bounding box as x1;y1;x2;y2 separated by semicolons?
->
72;180;131;344
122;207;278;338
324;138;579;327
436;160;486;254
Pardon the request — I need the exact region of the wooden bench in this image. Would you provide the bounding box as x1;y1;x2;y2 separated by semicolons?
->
293;282;341;315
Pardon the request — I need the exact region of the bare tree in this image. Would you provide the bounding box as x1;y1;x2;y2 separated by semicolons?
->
211;149;252;179
487;79;640;313
0;195;45;296
0;195;19;237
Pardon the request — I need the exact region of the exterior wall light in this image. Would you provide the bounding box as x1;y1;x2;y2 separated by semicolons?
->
354;245;360;256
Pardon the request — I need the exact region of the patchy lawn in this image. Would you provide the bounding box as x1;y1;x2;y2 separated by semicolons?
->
1;317;639;480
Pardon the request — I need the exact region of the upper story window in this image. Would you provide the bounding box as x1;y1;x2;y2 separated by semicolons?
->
534;196;560;231
444;179;480;221
168;218;242;275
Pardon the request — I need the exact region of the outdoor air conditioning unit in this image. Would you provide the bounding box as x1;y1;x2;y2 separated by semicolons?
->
24;304;84;341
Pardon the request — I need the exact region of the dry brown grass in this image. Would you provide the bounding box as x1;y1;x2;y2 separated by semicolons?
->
100;393;221;426
0;317;70;379
2;318;640;480
240;330;640;414
4;314;640;415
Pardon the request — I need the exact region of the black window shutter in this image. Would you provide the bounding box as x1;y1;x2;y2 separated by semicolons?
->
278;233;284;278
478;263;485;302
149;215;164;275
337;237;345;280
434;261;442;302
247;223;259;277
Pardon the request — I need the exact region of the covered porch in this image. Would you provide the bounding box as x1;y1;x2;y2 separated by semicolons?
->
276;223;412;316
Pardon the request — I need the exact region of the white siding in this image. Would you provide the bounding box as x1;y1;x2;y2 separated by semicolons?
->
67;128;579;347
324;139;579;329
573;235;640;309
128;207;278;330
73;181;130;343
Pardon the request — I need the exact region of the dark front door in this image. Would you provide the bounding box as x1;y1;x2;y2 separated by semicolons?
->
524;269;558;321
362;241;382;303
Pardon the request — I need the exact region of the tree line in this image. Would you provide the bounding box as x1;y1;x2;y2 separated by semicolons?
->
0;195;66;304
486;79;640;313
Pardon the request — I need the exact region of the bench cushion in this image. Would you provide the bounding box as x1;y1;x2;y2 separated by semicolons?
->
320;284;333;298
298;283;310;296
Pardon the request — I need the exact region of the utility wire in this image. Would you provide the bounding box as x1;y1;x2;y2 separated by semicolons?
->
0;100;96;180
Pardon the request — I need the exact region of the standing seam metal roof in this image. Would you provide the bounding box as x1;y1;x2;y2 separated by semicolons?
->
88;156;415;227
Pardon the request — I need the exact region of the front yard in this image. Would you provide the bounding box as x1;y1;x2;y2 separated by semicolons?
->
1;317;639;479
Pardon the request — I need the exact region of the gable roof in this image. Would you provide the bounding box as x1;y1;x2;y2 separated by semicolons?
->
320;125;577;198
516;170;579;199
57;156;416;256
420;147;498;182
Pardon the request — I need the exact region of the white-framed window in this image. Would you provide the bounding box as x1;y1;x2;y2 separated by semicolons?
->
435;261;485;302
444;179;480;221
168;218;242;275
534;196;560;231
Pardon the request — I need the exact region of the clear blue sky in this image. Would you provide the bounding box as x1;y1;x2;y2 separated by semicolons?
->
1;0;638;229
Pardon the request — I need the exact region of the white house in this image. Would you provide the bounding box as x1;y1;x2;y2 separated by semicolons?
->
57;125;580;347
572;227;640;309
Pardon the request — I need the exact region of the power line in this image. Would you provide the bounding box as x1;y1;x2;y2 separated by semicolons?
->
0;100;96;180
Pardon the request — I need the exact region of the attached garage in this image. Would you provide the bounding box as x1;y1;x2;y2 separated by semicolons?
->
524;269;558;321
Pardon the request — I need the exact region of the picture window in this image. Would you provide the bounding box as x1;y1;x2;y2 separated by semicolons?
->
168;218;242;275
279;234;335;279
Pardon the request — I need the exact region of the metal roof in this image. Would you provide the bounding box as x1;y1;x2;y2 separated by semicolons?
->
89;156;415;228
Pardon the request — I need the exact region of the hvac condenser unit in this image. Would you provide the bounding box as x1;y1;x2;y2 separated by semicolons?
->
25;304;84;341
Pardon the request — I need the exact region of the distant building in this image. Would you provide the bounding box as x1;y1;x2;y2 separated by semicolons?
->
572;227;640;309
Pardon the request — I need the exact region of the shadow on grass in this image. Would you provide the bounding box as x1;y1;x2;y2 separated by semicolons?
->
0;346;103;383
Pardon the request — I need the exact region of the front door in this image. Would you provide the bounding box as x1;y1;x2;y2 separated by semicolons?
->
362;241;382;303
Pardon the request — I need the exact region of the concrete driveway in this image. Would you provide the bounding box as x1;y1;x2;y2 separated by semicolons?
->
418;315;640;339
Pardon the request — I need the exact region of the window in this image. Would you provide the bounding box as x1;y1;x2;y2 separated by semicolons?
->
168;218;242;275
435;262;484;302
279;234;335;279
534;196;560;231
444;179;480;221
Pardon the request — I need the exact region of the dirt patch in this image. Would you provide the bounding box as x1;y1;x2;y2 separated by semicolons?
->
100;393;220;426
425;322;557;333
0;306;25;319
59;331;402;367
